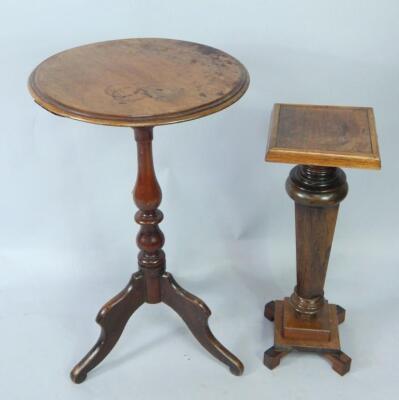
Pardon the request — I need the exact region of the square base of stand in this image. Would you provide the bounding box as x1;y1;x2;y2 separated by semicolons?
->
274;299;341;352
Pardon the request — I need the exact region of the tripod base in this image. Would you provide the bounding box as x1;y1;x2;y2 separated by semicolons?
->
263;300;351;376
71;271;244;383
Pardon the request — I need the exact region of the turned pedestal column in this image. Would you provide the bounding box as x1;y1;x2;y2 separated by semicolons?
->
28;38;249;382
263;103;381;375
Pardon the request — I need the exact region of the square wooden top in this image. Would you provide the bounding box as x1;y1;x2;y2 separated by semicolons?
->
266;104;381;169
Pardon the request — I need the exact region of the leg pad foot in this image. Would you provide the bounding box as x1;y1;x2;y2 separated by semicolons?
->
70;368;87;384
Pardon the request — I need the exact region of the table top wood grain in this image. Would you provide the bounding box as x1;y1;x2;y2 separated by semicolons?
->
266;104;381;169
28;38;249;127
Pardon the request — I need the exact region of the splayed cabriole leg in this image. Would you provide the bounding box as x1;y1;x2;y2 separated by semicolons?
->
161;272;244;375
263;165;352;376
70;272;145;383
71;126;243;383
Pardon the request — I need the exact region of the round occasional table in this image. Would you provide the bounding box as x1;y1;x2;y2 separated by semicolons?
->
28;38;249;383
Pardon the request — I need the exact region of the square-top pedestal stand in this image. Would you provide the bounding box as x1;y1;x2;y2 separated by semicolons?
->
264;103;381;375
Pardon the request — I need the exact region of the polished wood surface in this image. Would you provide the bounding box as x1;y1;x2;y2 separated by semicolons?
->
263;165;352;375
264;301;350;375
28;38;249;127
266;104;381;169
269;300;341;349
69;127;244;383
29;39;247;382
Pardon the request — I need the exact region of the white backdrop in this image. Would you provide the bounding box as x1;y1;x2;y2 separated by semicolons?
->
1;1;398;399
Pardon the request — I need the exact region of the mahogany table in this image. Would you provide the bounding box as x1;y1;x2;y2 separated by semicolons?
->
28;38;249;383
264;103;381;375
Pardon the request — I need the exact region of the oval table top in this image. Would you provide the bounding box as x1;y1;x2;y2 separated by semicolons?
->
28;38;249;127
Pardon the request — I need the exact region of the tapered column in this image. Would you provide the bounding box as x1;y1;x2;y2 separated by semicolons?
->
286;165;348;316
263;164;352;375
133;126;165;304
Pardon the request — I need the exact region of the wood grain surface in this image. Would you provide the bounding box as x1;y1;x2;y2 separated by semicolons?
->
266;103;381;169
28;38;249;127
263;164;353;375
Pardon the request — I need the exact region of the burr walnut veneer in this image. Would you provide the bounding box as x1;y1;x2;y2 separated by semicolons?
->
264;103;381;375
28;38;249;383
